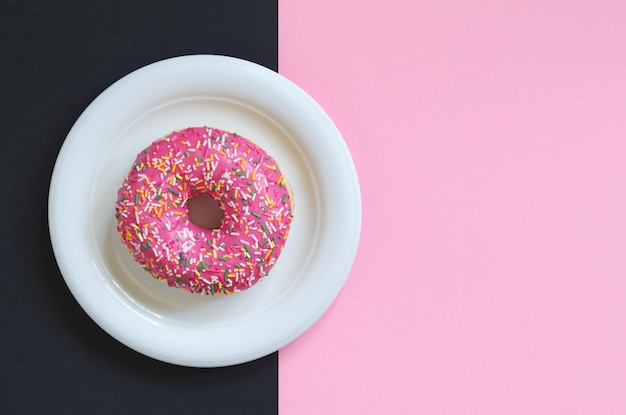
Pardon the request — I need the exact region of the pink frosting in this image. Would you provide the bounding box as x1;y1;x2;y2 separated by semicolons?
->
115;126;294;295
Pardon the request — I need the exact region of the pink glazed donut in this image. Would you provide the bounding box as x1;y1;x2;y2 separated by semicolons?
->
115;126;294;295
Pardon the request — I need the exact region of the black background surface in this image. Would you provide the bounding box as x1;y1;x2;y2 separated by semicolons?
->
1;1;278;413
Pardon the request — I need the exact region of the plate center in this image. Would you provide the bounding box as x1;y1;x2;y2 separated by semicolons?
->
90;97;319;328
188;194;224;230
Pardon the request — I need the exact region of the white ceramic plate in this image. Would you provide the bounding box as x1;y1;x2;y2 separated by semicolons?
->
48;55;361;367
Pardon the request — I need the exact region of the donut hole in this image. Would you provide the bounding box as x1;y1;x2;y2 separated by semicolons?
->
187;194;224;230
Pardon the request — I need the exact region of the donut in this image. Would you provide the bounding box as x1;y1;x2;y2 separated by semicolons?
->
115;126;294;295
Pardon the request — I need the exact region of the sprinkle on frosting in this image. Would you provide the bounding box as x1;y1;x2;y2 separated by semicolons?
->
115;126;294;295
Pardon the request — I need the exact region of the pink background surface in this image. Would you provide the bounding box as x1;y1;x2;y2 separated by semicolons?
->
278;1;626;413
